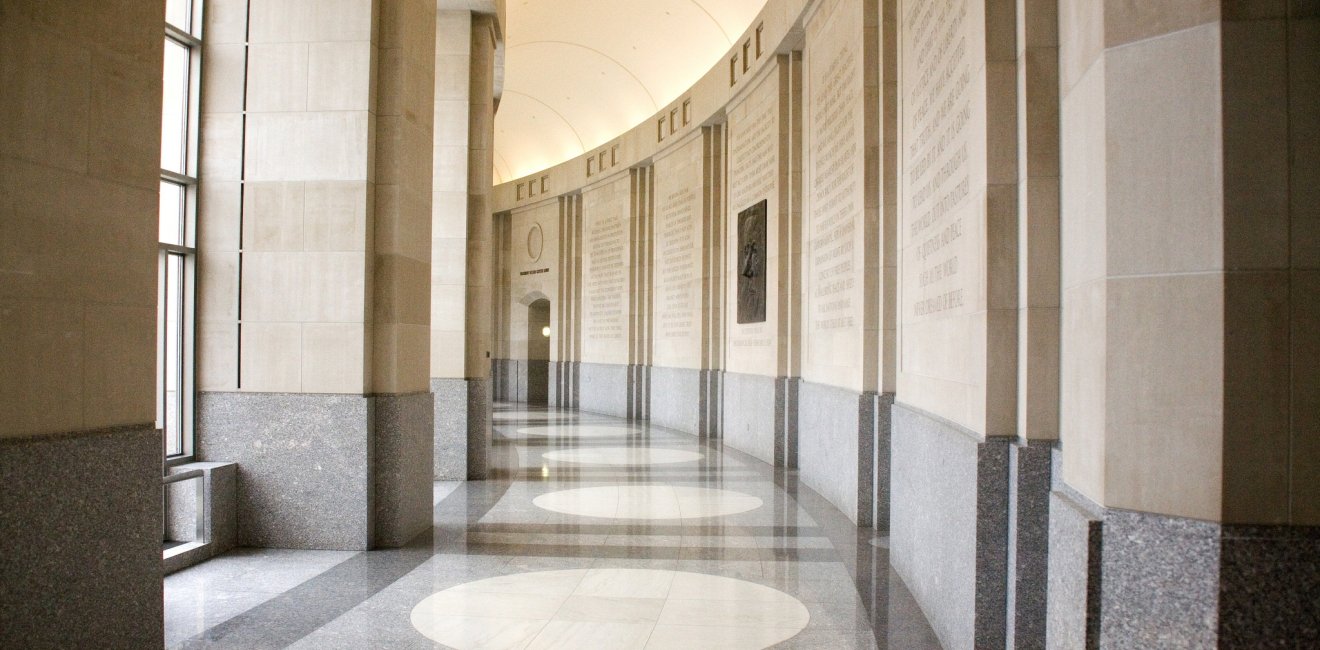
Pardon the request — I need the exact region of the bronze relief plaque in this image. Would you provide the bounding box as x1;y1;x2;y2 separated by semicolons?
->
737;200;767;324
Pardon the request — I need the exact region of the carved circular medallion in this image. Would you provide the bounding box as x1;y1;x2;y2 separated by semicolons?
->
527;223;544;262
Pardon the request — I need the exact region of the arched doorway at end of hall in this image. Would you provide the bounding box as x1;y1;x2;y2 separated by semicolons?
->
526;298;550;405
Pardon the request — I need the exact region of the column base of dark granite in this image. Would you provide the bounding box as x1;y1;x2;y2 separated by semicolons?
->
466;378;491;480
578;362;630;418
431;378;468;480
550;360;579;408
198;392;374;550
720;371;777;464
649;365;702;435
0;425;162;648
872;392;894;530
774;376;800;469
699;369;723;439
1046;470;1320;648
1006;440;1053;649
795;381;881;527
372;391;434;548
889;402;1010;650
627;363;650;421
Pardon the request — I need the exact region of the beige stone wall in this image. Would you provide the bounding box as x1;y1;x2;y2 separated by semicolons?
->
801;0;871;393
199;0;378;394
652;133;706;370
506;201;561;362
725;63;785;378
896;0;1018;437
580;174;633;365
430;11;473;379
199;0;435;396
0;1;162;437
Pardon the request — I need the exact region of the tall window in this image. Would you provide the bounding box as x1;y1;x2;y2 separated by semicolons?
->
160;0;202;461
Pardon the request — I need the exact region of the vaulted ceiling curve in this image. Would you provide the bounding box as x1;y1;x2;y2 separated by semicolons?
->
494;0;766;183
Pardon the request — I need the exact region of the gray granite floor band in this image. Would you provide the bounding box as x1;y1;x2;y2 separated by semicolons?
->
0;424;162;648
890;402;1009;650
198;392;373;550
372;392;434;548
797;380;865;525
578;361;631;418
1007;440;1053;649
720;370;777;464
648;365;702;436
431;378;468;480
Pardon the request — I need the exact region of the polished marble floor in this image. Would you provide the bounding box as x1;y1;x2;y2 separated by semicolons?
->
166;404;942;649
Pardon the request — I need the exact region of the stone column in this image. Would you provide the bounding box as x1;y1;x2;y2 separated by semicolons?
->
463;11;497;478
195;0;436;550
0;3;163;645
1050;3;1320;647
430;9;474;480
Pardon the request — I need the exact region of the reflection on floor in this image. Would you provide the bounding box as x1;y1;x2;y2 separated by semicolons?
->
165;404;942;649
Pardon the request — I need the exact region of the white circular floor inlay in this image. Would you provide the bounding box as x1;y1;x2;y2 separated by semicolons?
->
542;447;703;466
532;484;762;520
410;568;809;650
516;424;640;439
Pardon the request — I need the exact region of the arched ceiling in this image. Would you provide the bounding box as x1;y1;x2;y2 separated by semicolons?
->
494;0;766;183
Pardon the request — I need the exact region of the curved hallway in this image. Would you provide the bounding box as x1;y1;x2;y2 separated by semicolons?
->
165;403;941;649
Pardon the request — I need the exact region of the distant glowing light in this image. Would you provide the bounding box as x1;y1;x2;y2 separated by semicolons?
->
541;326;551;338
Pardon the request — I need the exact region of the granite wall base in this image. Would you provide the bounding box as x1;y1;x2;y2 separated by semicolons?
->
890;402;1009;650
466;378;491;479
578;362;630;418
198;392;373;550
1007;441;1053;649
491;358;518;402
431;378;468;480
649;366;701;435
720;371;777;465
797;381;876;526
0;425;162;648
373;392;434;548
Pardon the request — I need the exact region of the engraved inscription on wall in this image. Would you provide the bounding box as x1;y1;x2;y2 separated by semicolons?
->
903;0;972;321
584;192;627;342
809;35;860;332
729;78;777;215
656;184;698;340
